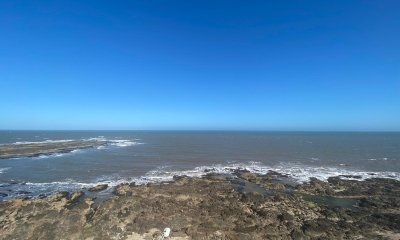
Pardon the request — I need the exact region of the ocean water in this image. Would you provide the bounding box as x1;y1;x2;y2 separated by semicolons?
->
0;130;400;200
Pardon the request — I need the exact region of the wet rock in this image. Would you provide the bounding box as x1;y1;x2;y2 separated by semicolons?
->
267;170;289;178
8;179;20;185
68;191;84;204
359;198;378;208
203;168;216;173
88;184;108;192
0;192;8;197
16;190;31;195
38;194;47;199
339;174;362;179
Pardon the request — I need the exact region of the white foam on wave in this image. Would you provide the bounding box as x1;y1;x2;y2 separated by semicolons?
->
81;137;143;148
64;161;400;189
84;137;107;141
7;137;142;147
27;150;82;160
109;139;142;147
271;163;400;182
367;157;390;161
140;162;400;184
0;167;10;174
3;162;399;201
12;139;75;145
20;162;400;193
11;176;138;199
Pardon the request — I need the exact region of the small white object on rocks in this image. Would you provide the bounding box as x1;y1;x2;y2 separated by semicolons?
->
163;227;171;238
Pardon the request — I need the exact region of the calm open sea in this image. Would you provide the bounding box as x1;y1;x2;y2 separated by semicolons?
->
1;130;399;200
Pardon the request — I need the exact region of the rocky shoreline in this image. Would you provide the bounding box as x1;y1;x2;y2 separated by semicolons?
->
0;171;399;240
0;140;109;159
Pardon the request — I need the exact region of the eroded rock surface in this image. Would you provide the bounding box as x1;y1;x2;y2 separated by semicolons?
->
0;172;399;240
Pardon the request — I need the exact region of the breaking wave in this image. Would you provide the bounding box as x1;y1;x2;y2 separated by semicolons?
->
1;162;399;201
10;139;75;145
142;162;400;183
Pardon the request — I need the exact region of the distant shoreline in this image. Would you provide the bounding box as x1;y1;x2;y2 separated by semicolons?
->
0;140;109;159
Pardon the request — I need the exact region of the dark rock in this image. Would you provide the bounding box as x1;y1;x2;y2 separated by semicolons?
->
359;198;378;208
0;192;8;197
8;180;20;185
88;184;108;192
38;194;47;199
267;170;289;178
203;168;215;173
16;190;31;195
339;175;362;179
68;191;84;204
291;229;307;240
278;211;294;222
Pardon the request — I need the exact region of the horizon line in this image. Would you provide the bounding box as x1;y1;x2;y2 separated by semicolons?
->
1;129;400;133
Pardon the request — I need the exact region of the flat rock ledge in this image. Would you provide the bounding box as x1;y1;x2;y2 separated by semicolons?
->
0;172;399;240
0;140;109;159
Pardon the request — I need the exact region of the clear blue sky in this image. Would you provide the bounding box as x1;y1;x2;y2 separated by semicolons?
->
0;1;399;131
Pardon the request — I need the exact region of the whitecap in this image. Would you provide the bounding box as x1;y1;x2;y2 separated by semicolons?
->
12;139;74;145
109;139;143;147
0;167;10;174
368;157;389;161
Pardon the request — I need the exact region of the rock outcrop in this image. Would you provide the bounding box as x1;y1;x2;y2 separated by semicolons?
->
0;140;109;159
88;184;108;192
0;172;399;240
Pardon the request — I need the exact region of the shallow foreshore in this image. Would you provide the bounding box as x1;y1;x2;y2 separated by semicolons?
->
0;171;399;240
0;140;109;159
